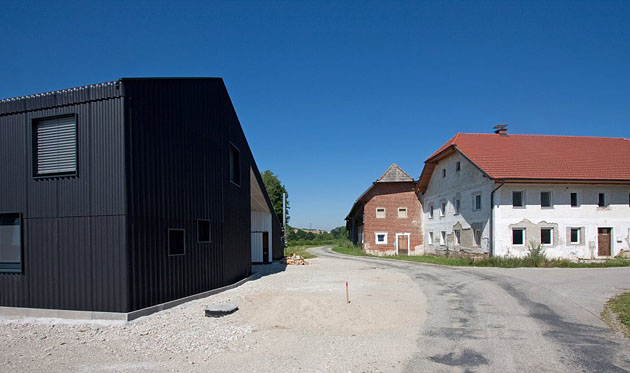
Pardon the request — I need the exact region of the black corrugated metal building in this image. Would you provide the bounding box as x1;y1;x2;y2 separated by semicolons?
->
0;78;283;313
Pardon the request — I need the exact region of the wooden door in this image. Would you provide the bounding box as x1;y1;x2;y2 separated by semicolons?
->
598;228;611;256
397;235;409;256
262;231;270;263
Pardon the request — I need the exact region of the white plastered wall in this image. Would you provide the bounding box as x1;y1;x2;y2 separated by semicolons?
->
250;168;273;263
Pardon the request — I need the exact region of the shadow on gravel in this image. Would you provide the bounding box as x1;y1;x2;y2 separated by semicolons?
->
251;261;287;281
430;349;489;367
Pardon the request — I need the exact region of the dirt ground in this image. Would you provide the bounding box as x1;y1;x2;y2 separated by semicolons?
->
0;252;427;372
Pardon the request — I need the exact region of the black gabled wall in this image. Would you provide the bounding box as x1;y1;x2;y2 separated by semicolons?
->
124;78;253;311
0;83;129;312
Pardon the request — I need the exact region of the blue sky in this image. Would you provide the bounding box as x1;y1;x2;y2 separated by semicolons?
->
1;1;629;230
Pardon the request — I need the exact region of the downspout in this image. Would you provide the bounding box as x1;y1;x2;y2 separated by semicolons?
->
490;181;505;257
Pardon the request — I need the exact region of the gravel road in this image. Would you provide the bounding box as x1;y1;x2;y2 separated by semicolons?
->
313;247;630;372
0;248;426;372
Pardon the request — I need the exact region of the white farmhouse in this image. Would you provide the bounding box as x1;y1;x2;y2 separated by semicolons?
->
417;126;630;259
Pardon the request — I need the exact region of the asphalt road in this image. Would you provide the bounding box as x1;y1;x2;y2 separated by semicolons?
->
312;247;630;372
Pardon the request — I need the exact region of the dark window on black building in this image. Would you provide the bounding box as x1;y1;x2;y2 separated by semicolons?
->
197;220;211;243
168;229;185;256
33;115;77;177
0;213;22;273
229;144;240;186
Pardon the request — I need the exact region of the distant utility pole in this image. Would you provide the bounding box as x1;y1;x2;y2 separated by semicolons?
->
282;192;287;244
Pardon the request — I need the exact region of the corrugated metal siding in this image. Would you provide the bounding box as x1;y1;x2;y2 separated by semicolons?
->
125;79;240;311
251;211;272;262
0;87;128;312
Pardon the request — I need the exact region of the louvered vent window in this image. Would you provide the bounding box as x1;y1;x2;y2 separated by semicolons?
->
33;115;77;176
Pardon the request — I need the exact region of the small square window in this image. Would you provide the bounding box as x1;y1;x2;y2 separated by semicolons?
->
512;191;524;207
540;192;552;208
197;219;211;243
473;194;481;211
456;162;461;172
455;199;460;214
442;169;446;178
541;228;552;245
397;208;407;218
168;229;185;256
512;228;524;245
429;205;434;219
440;231;446;246
440;201;446;217
570;228;580;244
229;143;241;186
376;208;386;219
428;232;434;245
598;193;607;207
570;193;578;207
375;232;387;245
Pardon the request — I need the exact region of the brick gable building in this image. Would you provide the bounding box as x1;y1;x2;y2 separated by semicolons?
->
346;164;423;255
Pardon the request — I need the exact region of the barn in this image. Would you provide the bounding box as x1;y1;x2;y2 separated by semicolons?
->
0;78;283;317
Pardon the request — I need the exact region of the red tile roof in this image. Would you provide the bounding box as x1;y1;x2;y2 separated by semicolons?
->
425;133;630;181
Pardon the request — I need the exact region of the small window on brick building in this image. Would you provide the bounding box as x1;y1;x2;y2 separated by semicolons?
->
375;232;387;245
376;208;386;219
397;207;407;218
541;228;552;245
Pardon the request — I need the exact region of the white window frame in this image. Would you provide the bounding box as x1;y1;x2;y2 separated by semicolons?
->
512;228;525;246
540;191;553;208
540;227;553;245
473;193;482;211
397;207;408;218
570;228;580;244
375;232;388;245
440;231;446;246
376;207;386;219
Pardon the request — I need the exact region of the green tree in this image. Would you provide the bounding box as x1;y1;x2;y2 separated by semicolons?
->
261;170;289;224
330;226;348;239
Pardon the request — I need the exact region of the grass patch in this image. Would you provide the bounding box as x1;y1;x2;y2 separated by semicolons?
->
602;292;630;338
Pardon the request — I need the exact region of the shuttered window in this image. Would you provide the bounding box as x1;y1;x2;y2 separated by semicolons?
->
33;115;77;176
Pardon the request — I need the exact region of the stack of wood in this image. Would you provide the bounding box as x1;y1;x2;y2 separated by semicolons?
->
284;254;309;265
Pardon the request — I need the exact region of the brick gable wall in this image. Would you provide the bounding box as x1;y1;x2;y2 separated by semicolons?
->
363;182;423;255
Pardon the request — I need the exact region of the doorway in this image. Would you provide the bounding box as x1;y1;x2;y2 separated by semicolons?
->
262;231;270;263
397;234;409;256
598;228;612;256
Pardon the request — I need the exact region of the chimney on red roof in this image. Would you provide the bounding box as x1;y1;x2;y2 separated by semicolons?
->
494;124;508;136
